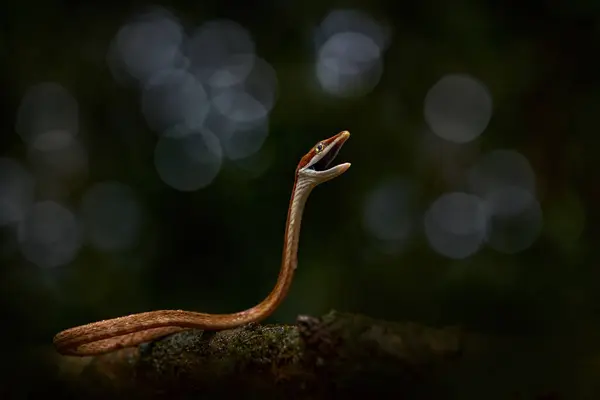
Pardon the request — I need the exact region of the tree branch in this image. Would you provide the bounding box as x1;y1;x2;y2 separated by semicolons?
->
53;311;567;399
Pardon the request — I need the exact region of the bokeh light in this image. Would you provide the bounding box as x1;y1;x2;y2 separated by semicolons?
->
141;68;209;136
6;8;550;280
483;186;543;254
421;147;543;259
363;178;414;250
154;130;223;191
15;81;87;200
16;82;79;151
314;9;388;98
468;149;536;199
27;138;88;180
216;117;269;160
316;9;390;51
210;57;277;124
17;201;82;268
81;181;143;252
187;19;256;89
0;158;35;226
424;74;493;143
468;149;542;254
424;192;487;260
107;11;278;190
109;8;185;85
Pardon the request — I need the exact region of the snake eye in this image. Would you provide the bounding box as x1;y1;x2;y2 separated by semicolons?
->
315;143;324;153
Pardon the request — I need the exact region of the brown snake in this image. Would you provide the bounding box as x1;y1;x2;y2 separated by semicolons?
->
53;131;351;356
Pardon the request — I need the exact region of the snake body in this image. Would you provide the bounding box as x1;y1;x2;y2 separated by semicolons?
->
53;131;351;356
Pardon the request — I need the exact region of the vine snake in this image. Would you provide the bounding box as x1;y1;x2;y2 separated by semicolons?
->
53;130;351;356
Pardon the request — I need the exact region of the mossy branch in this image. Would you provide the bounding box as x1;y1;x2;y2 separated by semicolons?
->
53;311;569;399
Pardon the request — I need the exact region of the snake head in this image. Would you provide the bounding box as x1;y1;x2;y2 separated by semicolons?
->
297;130;351;183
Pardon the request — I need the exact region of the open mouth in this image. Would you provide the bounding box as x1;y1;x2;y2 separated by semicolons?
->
310;145;343;171
309;132;350;172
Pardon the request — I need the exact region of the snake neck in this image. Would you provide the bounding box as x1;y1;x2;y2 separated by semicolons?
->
255;176;314;318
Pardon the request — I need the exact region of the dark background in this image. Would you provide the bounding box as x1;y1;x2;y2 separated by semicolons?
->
1;0;598;398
